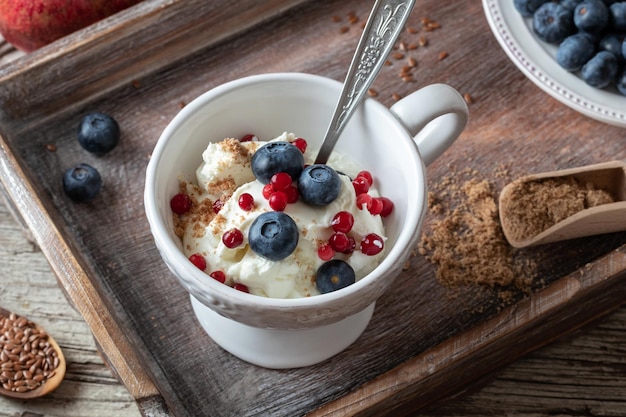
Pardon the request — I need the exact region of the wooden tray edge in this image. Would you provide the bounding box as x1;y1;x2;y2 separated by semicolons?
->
0;0;311;133
0;133;165;404
308;245;626;416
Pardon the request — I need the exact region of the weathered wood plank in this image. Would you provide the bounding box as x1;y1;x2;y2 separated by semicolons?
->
0;0;625;416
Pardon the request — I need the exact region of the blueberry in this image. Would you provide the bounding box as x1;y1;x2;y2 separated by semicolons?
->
556;33;596;70
533;2;575;43
599;33;624;59
580;50;619;87
574;0;609;32
77;112;120;155
251;141;304;184
609;2;626;30
561;0;585;11
248;211;299;261
315;260;355;294
513;0;550;17
297;164;341;206
62;163;102;202
615;68;626;94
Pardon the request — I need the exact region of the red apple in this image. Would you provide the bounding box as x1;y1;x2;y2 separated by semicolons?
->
0;0;142;52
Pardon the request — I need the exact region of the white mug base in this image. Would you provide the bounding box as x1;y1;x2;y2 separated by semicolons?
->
190;295;375;369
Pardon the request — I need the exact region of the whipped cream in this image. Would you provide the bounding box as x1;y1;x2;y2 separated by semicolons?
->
176;132;386;298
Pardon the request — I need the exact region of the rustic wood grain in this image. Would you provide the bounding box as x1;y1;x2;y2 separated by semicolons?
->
0;0;625;416
1;195;625;416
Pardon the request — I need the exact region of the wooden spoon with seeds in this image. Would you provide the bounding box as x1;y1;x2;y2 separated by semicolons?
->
499;161;626;248
0;306;66;399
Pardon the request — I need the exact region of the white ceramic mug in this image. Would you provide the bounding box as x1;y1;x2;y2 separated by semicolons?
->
144;73;468;368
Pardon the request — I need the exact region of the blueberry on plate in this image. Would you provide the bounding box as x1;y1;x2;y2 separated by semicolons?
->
561;0;584;11
581;50;619;87
62;163;102;202
610;2;626;30
533;2;575;44
298;164;341;206
599;33;624;60
556;33;596;71
615;68;626;95
248;211;299;261
574;0;609;33
251;141;304;184
77;112;120;155
315;260;355;294
513;0;549;17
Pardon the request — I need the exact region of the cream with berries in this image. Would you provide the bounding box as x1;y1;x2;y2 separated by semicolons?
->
171;132;393;298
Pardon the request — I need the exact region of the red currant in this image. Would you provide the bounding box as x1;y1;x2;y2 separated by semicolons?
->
352;176;370;195
356;193;373;210
233;283;249;293
222;228;244;248
170;193;192;215
368;197;384;215
270;172;292;191
317;242;335;261
329;232;351;252
343;236;356;254
285;185;299;203
331;211;354;233
262;183;274;200
292;138;307;153
378;197;394;217
269;191;288;211
188;253;206;270
238;193;255;211
212;199;224;214
356;170;373;186
209;270;226;283
361;233;384;255
240;134;256;142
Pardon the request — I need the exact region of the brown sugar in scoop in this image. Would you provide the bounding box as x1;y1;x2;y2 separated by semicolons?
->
499;161;626;248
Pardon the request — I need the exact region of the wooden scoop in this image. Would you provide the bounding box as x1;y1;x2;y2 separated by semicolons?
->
0;306;66;399
499;161;626;248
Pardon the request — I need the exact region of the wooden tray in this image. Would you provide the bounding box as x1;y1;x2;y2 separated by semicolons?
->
0;1;625;416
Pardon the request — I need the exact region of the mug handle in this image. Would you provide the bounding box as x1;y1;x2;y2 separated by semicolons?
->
390;84;469;166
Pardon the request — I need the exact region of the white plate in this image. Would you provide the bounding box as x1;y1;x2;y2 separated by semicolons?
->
483;0;626;127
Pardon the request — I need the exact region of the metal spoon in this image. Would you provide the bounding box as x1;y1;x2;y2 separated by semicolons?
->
499;161;626;248
0;306;66;399
314;0;416;164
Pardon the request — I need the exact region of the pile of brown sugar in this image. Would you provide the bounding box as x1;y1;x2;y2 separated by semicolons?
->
418;167;536;300
500;176;615;242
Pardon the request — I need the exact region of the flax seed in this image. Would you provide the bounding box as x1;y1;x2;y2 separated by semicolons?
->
1;311;60;394
367;88;378;97
393;52;405;60
340;26;349;34
408;57;417;67
463;93;473;104
438;51;449;61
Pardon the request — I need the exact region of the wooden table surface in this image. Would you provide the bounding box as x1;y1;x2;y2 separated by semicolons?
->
1;2;626;415
0;188;625;416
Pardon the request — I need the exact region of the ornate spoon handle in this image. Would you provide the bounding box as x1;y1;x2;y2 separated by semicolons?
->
315;0;416;164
